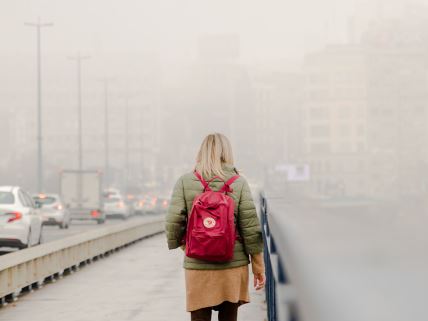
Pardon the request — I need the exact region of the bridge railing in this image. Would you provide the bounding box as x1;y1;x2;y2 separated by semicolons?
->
260;192;298;321
260;189;425;321
0;217;164;305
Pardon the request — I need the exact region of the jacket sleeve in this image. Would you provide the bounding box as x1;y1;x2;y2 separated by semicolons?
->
237;179;264;255
165;176;187;250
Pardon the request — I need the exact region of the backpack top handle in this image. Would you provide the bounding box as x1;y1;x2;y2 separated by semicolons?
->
194;171;239;194
194;171;219;192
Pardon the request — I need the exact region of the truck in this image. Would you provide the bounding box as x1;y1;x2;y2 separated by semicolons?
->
59;170;106;224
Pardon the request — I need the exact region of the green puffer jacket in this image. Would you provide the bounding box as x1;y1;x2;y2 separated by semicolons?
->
165;164;263;270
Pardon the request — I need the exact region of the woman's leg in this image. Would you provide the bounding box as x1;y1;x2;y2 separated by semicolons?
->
191;307;212;321
217;302;239;321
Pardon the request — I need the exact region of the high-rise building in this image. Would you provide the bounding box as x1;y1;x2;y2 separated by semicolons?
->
301;44;369;196
363;10;428;198
250;69;304;176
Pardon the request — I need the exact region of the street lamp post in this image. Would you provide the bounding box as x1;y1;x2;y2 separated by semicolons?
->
68;53;91;173
125;98;130;195
102;80;110;188
139;107;144;191
25;18;53;192
68;53;90;205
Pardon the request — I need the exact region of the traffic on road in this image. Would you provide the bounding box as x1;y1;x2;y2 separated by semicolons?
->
0;182;167;255
0;186;43;250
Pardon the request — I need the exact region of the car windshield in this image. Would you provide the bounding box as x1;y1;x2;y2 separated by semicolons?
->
104;197;120;204
33;196;57;205
0;192;15;204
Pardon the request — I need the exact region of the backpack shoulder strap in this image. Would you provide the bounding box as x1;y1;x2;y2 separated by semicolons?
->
220;175;240;193
194;171;212;191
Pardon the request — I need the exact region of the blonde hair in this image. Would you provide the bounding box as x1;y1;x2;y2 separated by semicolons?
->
195;133;235;179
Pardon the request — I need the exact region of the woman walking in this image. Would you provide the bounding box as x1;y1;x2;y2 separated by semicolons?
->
165;133;265;321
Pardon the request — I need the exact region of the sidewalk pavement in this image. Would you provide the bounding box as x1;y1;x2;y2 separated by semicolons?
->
0;233;267;321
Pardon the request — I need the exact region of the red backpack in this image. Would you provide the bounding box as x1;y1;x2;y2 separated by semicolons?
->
185;171;240;262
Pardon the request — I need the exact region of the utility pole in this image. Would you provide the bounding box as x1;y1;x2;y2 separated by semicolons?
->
68;53;90;173
139;106;144;192
25;18;53;192
103;80;110;188
68;53;90;206
124;98;130;195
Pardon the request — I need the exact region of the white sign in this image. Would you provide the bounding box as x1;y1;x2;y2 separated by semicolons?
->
275;164;310;182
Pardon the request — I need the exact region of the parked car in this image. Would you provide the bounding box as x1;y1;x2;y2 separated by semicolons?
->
0;186;43;249
103;195;130;220
33;193;71;229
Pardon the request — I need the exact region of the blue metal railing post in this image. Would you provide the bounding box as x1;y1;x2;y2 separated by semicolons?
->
261;195;277;321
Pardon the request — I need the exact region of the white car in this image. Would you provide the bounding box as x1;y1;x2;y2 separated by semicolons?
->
103;196;130;220
33;193;71;229
103;188;122;199
0;186;43;249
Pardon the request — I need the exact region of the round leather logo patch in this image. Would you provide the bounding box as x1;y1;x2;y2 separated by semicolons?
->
203;217;216;229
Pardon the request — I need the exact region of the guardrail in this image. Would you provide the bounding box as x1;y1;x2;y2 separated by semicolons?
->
0;217;164;306
260;193;297;321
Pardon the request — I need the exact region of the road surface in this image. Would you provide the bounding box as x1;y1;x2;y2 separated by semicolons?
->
0;233;267;321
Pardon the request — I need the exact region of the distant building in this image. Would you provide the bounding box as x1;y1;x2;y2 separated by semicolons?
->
250;68;304;184
363;10;428;198
301;44;369;197
299;4;428;198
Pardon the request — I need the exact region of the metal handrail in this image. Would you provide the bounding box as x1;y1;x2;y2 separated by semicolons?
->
260;192;298;321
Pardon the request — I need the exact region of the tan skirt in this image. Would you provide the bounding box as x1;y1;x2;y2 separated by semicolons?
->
185;265;250;312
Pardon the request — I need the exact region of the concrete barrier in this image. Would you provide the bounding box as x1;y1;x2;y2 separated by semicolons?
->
0;217;164;304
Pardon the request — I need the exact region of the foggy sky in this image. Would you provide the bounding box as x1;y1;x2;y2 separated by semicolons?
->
1;0;412;64
1;0;427;194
